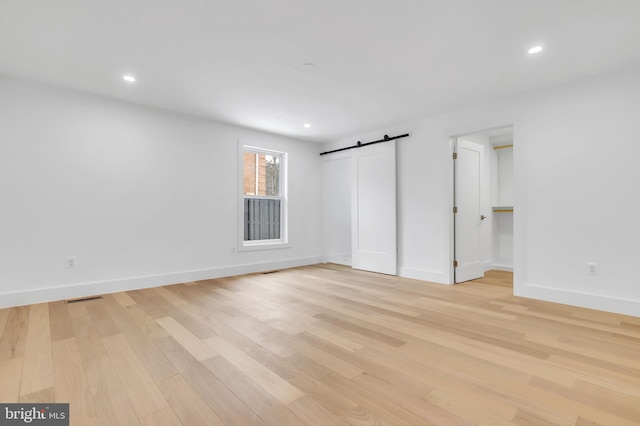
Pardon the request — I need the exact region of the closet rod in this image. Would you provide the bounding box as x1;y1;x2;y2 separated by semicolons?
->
493;144;513;150
319;133;409;156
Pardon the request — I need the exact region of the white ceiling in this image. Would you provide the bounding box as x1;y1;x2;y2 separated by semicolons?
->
2;1;640;143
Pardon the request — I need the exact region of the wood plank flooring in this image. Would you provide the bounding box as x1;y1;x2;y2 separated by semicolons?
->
1;265;639;425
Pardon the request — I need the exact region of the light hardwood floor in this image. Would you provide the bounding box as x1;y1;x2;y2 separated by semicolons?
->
1;265;639;425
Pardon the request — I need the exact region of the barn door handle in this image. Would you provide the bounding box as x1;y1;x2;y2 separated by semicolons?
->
480;215;487;220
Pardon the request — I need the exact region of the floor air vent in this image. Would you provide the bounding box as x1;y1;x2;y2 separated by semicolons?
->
65;295;103;304
262;270;279;274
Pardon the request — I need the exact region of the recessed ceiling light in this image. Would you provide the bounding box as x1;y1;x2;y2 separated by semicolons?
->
528;45;543;54
123;75;136;82
304;123;311;128
301;63;316;71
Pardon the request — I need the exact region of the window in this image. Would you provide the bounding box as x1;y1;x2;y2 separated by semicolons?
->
241;147;287;247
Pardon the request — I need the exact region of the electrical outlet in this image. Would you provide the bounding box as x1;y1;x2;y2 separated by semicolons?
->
66;256;77;269
586;262;598;275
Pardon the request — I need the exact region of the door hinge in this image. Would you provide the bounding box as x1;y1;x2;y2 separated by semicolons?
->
453;206;458;214
453;260;458;268
453;152;457;160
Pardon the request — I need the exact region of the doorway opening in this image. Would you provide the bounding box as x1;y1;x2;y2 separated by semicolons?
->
464;270;514;289
452;126;513;284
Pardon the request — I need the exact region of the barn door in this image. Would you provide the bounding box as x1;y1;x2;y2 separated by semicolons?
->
351;141;397;275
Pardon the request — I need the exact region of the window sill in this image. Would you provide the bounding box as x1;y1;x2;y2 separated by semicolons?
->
238;241;291;252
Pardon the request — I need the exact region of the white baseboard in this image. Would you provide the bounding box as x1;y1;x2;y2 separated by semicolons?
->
323;253;351;266
398;267;448;284
0;256;323;309
491;263;514;272
516;282;640;318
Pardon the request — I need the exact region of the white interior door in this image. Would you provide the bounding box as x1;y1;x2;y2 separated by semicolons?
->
455;139;485;282
352;141;397;275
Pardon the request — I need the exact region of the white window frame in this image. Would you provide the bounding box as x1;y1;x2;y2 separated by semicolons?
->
238;144;289;251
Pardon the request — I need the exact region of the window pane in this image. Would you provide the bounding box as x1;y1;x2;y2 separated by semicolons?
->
264;154;280;196
243;151;257;195
243;151;280;196
244;198;281;241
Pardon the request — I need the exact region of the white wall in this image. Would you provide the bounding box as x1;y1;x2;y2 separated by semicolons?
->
493;211;513;269
0;77;323;308
322;64;640;317
321;153;351;265
491;142;514;270
495;147;514;207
